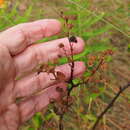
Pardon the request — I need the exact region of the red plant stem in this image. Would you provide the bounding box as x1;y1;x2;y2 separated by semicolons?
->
68;42;75;96
58;40;75;130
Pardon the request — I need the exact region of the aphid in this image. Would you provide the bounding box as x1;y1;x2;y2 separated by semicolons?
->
68;36;77;43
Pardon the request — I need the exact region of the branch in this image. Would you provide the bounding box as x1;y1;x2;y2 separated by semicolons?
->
92;83;130;130
58;36;77;130
71;57;104;88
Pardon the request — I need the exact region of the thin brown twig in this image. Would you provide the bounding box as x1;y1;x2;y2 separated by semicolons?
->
92;83;130;130
85;58;104;84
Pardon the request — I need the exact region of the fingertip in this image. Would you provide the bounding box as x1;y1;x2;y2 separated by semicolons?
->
56;37;85;55
76;37;85;53
56;61;86;78
50;19;62;34
74;61;86;76
38;19;62;37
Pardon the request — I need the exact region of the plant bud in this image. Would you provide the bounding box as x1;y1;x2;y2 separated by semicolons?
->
67;24;74;29
70;15;77;20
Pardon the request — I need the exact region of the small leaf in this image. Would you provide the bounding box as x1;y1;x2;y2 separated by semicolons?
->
73;78;81;85
28;127;35;130
128;44;130;52
85;114;97;121
32;112;43;129
56;71;66;81
58;43;64;48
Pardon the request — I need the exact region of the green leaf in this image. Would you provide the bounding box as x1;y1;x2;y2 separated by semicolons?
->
32;112;43;129
128;44;130;52
81;114;97;122
83;72;91;77
28;128;35;130
44;113;54;121
85;114;97;121
106;56;113;62
73;78;81;85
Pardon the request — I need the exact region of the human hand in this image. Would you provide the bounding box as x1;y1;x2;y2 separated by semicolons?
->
0;19;85;130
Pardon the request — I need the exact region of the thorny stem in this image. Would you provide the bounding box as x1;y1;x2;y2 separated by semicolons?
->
92;83;130;130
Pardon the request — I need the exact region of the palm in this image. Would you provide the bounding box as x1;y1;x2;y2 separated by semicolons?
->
0;45;20;130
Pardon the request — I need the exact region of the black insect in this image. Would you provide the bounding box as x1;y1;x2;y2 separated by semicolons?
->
68;36;77;43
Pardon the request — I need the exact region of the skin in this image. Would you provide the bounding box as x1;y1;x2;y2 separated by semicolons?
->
0;19;86;130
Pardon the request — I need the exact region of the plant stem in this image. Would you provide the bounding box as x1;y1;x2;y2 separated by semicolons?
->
59;115;63;130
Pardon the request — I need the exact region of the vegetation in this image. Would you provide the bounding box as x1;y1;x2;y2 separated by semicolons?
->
0;0;130;130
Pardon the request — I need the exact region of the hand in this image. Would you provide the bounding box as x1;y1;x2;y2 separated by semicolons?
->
0;19;85;130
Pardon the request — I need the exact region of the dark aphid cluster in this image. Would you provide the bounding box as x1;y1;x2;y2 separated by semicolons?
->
68;36;77;43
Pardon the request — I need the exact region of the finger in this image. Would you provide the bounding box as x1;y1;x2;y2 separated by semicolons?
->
18;83;67;123
0;104;20;130
14;61;86;98
14;37;85;76
0;19;61;55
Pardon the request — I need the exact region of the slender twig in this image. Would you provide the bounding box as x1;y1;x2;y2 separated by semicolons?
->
67;42;75;96
92;83;130;130
86;58;104;84
59;115;63;130
72;57;104;88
